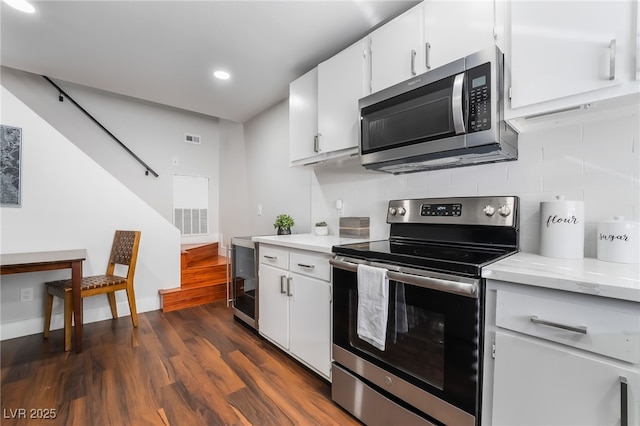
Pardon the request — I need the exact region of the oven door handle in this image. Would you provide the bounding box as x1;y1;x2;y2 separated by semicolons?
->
330;257;362;272
387;270;478;298
330;258;479;298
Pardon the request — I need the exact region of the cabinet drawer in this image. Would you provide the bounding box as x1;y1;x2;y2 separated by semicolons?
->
290;250;330;281
259;245;289;270
496;290;640;364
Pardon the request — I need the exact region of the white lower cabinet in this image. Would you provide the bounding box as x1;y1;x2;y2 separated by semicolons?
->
492;331;639;426
288;272;331;378
258;245;331;380
483;280;640;425
258;264;290;349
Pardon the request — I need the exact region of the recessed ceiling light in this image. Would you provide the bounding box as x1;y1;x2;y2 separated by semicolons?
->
213;70;231;80
3;0;35;13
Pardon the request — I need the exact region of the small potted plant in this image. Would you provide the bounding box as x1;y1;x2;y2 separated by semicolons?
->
314;221;328;236
274;214;295;235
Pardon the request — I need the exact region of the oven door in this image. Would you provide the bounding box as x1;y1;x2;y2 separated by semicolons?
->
330;256;482;426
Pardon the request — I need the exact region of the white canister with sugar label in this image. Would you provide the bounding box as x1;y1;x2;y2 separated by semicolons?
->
539;195;585;259
597;217;640;264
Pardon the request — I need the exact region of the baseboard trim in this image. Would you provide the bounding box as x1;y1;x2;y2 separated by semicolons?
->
0;296;161;341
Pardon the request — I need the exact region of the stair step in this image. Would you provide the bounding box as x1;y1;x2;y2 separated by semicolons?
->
181;243;219;269
181;260;227;289
159;282;227;313
186;255;228;269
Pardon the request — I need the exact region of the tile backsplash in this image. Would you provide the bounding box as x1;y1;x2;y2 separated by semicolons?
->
311;110;639;257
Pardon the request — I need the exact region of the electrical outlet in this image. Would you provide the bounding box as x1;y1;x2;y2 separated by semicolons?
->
257;204;262;216
20;287;33;302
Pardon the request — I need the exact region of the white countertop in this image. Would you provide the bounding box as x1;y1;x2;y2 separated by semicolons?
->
252;233;369;254
483;252;640;303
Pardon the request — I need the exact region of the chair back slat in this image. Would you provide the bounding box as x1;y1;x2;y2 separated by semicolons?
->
109;230;139;266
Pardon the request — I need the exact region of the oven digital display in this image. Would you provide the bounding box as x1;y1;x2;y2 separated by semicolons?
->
421;203;462;216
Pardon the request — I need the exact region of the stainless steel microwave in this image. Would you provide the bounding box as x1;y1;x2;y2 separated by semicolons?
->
359;46;518;174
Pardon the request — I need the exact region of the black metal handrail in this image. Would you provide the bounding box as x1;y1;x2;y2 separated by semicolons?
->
42;76;159;177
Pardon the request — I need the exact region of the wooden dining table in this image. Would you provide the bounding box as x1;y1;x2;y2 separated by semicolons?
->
1;249;87;353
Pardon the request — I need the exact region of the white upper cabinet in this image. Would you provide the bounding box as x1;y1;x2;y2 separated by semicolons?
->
289;38;368;166
505;0;638;123
370;3;425;93
289;67;318;164
317;38;369;156
289;68;318;162
422;0;496;71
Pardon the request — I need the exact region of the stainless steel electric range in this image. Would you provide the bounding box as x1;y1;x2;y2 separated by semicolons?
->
330;196;519;426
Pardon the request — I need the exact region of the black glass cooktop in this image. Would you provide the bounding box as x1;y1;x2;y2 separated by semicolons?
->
332;239;515;277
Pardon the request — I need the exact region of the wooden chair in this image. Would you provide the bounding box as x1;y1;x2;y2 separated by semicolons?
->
43;230;142;351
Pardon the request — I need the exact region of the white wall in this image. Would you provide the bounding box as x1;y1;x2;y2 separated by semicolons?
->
218;118;251;254
1;66;220;245
239;98;639;258
0;86;181;340
243;100;313;236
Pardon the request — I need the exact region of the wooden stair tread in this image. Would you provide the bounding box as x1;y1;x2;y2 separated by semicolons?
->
159;280;227;294
180;242;218;252
186;256;228;269
159;283;228;313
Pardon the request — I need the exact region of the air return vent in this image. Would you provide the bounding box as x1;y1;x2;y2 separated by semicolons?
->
185;133;201;144
174;208;208;235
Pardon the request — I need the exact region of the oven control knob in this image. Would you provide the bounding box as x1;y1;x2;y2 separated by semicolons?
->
389;207;397;216
397;207;406;216
483;205;496;216
498;205;512;217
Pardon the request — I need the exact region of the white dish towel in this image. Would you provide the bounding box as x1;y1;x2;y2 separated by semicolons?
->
357;264;389;351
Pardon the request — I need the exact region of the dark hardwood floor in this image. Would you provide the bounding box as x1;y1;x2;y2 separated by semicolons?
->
1;302;361;425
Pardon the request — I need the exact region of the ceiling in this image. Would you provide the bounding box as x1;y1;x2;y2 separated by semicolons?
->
1;0;420;123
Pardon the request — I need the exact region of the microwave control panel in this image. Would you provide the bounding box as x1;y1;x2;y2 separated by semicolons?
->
468;62;491;133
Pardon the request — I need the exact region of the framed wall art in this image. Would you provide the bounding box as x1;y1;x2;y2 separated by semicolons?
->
1;125;22;207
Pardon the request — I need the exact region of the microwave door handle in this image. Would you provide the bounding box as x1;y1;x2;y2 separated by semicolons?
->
452;73;466;135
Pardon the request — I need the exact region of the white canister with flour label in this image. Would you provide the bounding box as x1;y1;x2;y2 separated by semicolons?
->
597;217;639;264
539;195;584;259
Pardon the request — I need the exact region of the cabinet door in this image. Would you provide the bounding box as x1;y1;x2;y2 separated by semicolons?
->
423;0;495;71
370;3;424;93
289;67;318;163
288;273;331;379
258;265;289;349
509;1;629;109
317;38;368;155
492;331;640;426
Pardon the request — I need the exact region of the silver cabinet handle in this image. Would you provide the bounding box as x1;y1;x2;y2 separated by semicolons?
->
609;39;616;81
280;275;287;294
313;133;321;153
410;49;417;75
226;247;232;307
425;42;431;70
451;73;466;135
287;277;293;297
620;376;628;426
264;255;277;261
530;316;587;334
297;263;315;269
